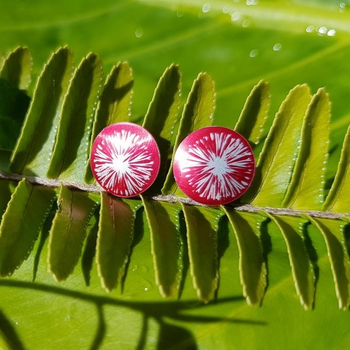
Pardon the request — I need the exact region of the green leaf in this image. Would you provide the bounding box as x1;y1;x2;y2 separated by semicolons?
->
2;0;350;346
97;193;141;291
0;52;5;69
0;79;30;151
142;64;182;192
324;125;350;213
143;197;182;297
0;179;56;276
162;72;216;194
309;217;350;310
182;204;224;302
283;89;330;210
96;62;133;126
0;180;15;224
268;214;315;310
224;209;267;306
47;53;103;182
85;62;134;184
234;80;270;145
10;47;74;176
244;85;312;206
48;186;98;281
0;47;32;90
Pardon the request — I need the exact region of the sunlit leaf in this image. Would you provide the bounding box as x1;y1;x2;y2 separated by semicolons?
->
0;47;32;90
142;64;181;192
0;179;56;276
10;47;74;176
85;62;134;183
268;214;316;309
224;209;267;306
97;193;141;291
143;198;182;297
324;125;350;213
182;204;224;302
162;72;215;194
47;53;103;182
309;217;350;310
283;89;330;210
234;80;270;146
244;85;311;206
48;186;98;281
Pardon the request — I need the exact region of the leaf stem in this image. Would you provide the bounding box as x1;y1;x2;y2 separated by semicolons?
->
1;171;349;220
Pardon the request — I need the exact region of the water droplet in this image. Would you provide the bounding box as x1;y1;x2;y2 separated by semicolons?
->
231;12;241;21
202;3;211;13
242;18;251;27
273;43;282;51
135;28;143;38
306;25;315;33
249;49;258;58
318;26;328;35
327;29;336;37
176;10;183;17
246;0;258;5
142;279;153;292
339;2;346;13
132;264;139;272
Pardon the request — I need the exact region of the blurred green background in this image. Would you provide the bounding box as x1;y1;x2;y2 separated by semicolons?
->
1;0;350;349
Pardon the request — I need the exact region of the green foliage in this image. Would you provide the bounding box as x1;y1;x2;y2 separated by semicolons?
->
2;1;350;349
1;44;350;347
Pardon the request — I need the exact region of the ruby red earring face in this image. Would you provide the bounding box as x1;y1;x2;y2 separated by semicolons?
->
90;122;160;198
173;126;255;205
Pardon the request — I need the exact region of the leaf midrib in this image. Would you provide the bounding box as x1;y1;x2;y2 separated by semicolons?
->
1;171;349;221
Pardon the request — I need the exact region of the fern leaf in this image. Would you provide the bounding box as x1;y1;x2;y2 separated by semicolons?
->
309;217;350;310
323;124;350;212
0;46;32;91
267;213;316;309
143;64;182;192
1;48;350;310
48;185;98;281
244;84;312;206
85;61;134;183
234;80;270;145
143;197;182;297
162;72;216;195
182;204;224;303
47;53;103;182
224;209;267;306
97;193;141;291
283;88;330;210
10;47;74;176
0;179;56;276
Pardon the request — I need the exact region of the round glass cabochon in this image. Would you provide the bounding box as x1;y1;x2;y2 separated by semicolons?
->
173;126;255;205
90;122;160;197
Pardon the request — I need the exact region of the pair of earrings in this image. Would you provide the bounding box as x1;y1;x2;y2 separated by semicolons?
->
90;122;255;206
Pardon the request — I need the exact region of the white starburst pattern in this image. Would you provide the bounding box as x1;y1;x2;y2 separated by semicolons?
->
92;129;156;197
181;131;254;202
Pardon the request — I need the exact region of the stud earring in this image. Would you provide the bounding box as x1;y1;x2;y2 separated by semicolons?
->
90;122;161;198
173;126;255;206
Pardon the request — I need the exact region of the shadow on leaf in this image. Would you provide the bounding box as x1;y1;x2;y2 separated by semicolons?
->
0;280;267;349
0;309;25;350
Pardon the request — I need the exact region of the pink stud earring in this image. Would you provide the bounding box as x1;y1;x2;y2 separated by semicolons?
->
90;122;161;198
173;126;255;205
